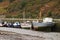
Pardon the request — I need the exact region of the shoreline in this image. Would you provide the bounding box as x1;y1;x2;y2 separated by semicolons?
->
0;27;60;40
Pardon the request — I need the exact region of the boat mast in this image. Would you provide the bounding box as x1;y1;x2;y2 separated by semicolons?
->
23;8;25;19
22;8;25;22
39;7;44;19
39;11;42;19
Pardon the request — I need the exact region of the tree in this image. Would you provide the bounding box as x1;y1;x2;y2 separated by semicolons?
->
9;0;15;3
0;8;7;14
20;0;27;9
47;10;52;17
0;0;3;2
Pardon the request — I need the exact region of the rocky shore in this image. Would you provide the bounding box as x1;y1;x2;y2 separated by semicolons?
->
0;27;60;40
0;31;43;40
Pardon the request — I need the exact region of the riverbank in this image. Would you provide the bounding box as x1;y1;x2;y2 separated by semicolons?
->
0;31;42;40
0;27;60;40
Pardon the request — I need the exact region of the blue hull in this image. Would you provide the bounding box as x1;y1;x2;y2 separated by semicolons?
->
33;22;55;27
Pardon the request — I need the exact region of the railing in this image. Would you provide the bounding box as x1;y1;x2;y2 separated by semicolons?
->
0;18;42;20
0;18;60;21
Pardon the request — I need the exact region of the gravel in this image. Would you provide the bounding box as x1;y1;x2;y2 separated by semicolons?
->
0;27;60;40
0;31;43;40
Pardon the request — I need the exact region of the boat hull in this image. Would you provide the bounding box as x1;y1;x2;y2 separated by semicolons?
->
21;23;31;28
33;22;55;27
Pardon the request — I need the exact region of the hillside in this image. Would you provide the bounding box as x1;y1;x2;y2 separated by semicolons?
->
0;0;60;18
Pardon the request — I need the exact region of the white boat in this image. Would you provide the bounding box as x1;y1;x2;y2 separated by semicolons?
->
21;21;32;28
13;22;21;28
32;17;55;27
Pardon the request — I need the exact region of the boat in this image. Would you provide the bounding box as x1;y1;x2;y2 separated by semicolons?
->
13;22;21;28
32;17;55;27
20;9;32;29
21;21;32;29
32;9;55;28
0;21;3;27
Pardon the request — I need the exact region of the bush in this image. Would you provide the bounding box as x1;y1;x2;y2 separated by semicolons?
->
6;15;12;18
9;0;15;3
0;0;3;2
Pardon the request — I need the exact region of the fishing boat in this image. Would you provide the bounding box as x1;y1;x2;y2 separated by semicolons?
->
32;8;56;28
32;17;55;27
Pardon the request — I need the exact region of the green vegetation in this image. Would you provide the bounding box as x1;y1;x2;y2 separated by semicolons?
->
9;0;15;3
0;8;7;14
0;0;60;18
6;15;12;18
0;0;3;2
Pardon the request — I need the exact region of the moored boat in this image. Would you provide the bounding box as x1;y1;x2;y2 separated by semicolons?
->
21;21;32;29
32;17;55;27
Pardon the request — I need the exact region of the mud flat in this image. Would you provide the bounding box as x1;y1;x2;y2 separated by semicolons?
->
0;27;60;40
